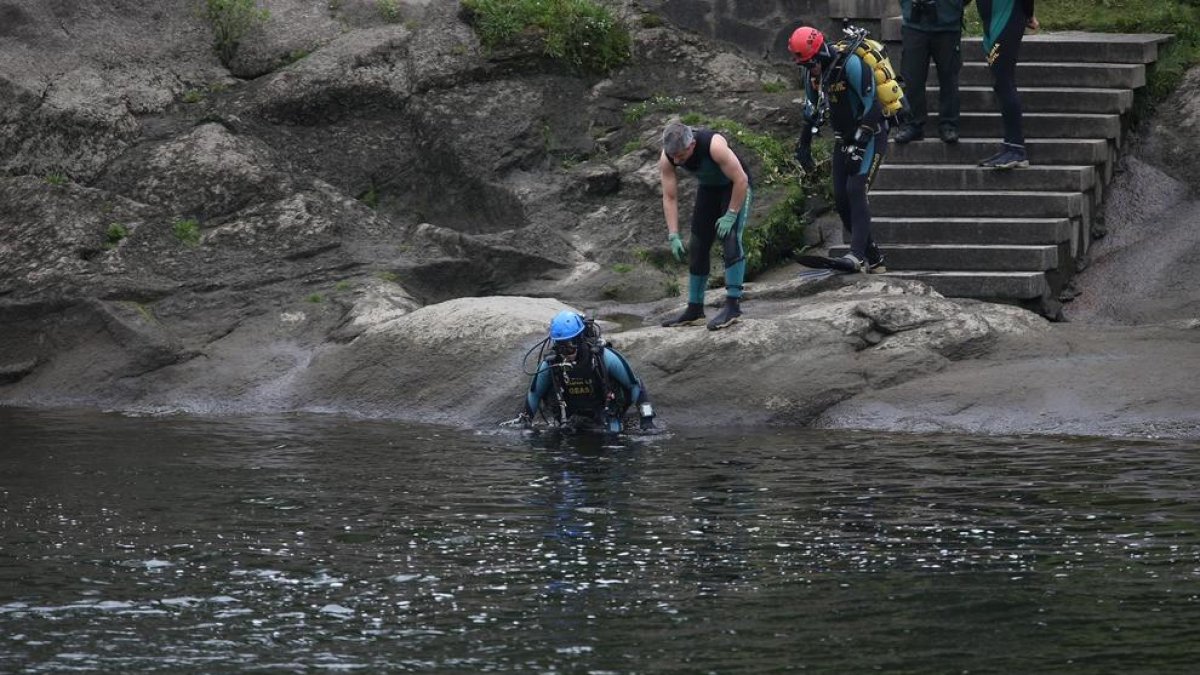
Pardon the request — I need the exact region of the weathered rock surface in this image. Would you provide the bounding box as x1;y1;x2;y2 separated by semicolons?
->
3;0;1200;439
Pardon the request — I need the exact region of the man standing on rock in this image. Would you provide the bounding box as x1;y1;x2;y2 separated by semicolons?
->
791;25;888;273
658;120;753;331
895;0;970;145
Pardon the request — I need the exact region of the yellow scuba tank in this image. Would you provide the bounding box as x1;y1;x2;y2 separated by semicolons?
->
835;30;907;118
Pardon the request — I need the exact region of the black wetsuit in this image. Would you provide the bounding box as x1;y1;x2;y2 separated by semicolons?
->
978;0;1034;146
674;129;754;302
899;0;968;133
799;50;888;263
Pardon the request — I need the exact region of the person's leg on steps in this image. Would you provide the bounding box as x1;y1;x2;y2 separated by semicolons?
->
931;29;962;142
898;25;932;143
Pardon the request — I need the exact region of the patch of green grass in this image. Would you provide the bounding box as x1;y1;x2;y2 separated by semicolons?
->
306;293;323;303
612;263;633;274
173;218;201;247
623;95;686;123
203;0;270;66
462;0;632;74
663;278;680;297
358;184;379;209
104;223;129;249
639;13;664;28
761;80;788;94
43;172;68;186
621;138;643;155
334;280;353;292
377;0;401;23
182;89;205;104
743;185;809;278
601;285;621;299
375;270;399;283
283;48;310;65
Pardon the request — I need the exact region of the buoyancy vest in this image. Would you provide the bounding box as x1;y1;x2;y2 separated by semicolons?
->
831;29;906;119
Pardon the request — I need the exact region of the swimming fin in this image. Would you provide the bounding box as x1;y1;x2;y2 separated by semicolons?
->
797;268;839;281
792;254;859;273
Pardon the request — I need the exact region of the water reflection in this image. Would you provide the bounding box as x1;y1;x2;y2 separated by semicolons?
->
1;408;1198;672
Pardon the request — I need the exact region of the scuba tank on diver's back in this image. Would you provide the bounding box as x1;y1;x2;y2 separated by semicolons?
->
835;20;908;120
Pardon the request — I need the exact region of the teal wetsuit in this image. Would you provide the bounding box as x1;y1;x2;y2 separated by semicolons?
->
672;129;753;304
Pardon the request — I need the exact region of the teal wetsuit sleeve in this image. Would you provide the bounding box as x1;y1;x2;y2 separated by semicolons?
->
525;362;552;415
847;55;883;129
603;348;647;405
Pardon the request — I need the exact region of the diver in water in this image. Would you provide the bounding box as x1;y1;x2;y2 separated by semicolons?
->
515;311;656;433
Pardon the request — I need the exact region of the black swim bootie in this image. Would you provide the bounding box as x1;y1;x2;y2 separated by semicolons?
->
706;296;742;331
662;302;706;327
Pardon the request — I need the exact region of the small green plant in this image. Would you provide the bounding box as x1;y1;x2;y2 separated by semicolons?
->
334;280;353;292
202;0;270;66
621;138;643;155
761;80;787;94
663;278;680;297
634;246;675;272
623;95;686;123
104;223;129;249
377;0;401;23
208;81;228;94
639;13;664;28
461;0;632;74
375;270;399;283
612;263;632;274
182;89;205;104
283;48;310;65
601;285;621;300
358;184;379;209
173;218;202;246
43;172;68;186
307;293;323;303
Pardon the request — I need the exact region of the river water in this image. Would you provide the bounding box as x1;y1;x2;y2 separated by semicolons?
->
1;407;1198;673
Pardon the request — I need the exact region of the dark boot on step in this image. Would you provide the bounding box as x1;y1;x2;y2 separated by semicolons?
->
662;302;706;327
706;296;742;331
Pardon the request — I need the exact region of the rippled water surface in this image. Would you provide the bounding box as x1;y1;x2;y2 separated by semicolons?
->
2;408;1199;673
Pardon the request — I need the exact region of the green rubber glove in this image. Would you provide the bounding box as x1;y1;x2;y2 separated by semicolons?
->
716;210;737;238
668;233;686;262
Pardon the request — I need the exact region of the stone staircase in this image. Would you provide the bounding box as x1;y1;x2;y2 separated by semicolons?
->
823;14;1172;316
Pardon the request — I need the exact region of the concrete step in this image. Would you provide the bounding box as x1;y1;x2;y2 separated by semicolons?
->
930;112;1122;142
961;33;1171;64
869;190;1083;218
948;61;1146;89
830;243;1059;271
875;164;1095;193
929;86;1133;114
884;270;1049;300
871;217;1075;245
885;34;1170;64
887;138;1110;166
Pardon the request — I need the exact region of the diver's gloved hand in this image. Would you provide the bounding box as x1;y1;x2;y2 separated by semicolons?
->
668;233;686;262
794;141;815;173
716;211;737;239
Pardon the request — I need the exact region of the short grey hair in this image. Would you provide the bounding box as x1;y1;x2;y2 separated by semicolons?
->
662;121;694;156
